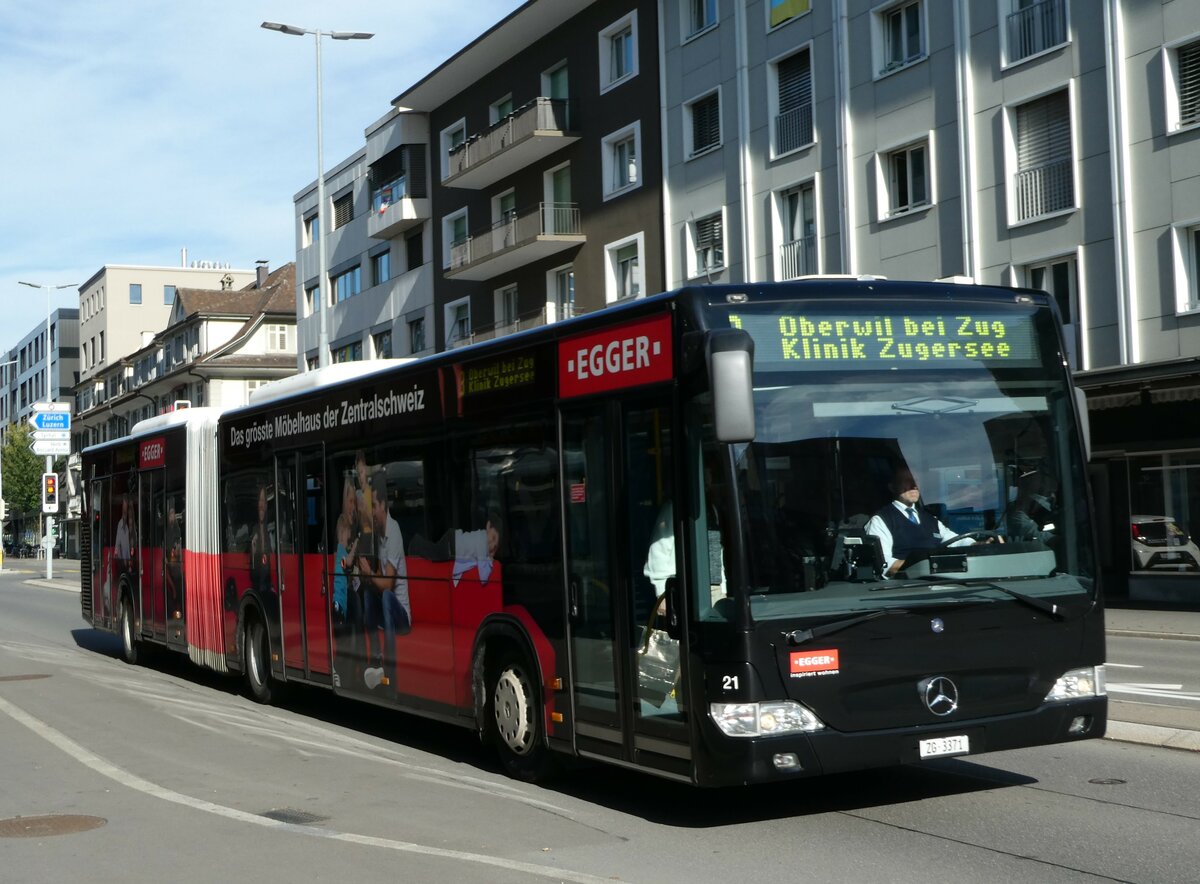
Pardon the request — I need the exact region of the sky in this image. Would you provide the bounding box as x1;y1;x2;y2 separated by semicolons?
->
0;0;524;345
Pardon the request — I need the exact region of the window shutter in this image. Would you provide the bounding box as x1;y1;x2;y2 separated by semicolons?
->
1180;42;1200;127
1016;91;1070;171
778;49;811;115
333;194;354;229
691;93;720;152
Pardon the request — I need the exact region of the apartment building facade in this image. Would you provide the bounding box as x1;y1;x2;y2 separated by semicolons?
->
291;0;1198;599
1;307;80;437
293;0;665;366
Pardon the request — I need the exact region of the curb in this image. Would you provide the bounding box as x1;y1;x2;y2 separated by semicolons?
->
1107;628;1200;642
23;579;80;594
1105;720;1200;752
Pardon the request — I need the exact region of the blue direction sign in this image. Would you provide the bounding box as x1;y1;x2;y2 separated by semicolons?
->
30;411;71;432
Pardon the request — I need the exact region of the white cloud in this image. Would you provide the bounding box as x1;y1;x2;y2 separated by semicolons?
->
0;0;523;342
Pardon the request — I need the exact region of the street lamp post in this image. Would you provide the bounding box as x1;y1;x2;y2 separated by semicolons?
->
262;21;373;370
18;280;77;581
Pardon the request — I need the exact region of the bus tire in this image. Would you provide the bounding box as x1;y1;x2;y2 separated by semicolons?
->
119;595;138;666
244;616;273;704
487;647;553;782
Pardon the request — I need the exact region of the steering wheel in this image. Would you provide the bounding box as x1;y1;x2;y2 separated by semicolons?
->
936;529;1002;548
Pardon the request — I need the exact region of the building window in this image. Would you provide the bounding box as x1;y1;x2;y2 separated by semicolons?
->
332;341;363;364
1128;453;1200;574
372;250;391;286
881;140;930;217
443;209;468;269
603;122;642;199
1012;89;1074;223
497;285;519;329
553;266;575;320
1172;222;1200;313
440;119;467;179
446;299;471;346
688;0;717;37
686;91;721;157
1005;0;1068;66
304;213;319;246
406;229;423;271
606;233;645;302
1166;38;1200;132
304;283;319;317
333;193;354;230
490;94;514;124
408;316;426;353
875;0;925;75
306;355;319;371
164;284;175;305
374;329;392;359
778;181;817;279
599;12;638;92
129;283;142;305
332;266;362;303
1025;256;1079;369
773;47;813;156
691;213;725;277
769;0;810;28
266;324;290;353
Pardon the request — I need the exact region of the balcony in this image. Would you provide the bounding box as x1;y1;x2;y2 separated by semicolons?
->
1006;0;1067;64
444;97;578;190
775;103;813;156
1014;158;1073;222
447;203;585;282
778;234;817;280
447;302;578;350
367;177;430;240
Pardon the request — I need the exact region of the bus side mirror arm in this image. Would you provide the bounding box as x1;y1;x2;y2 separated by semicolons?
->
664;575;682;641
707;329;755;443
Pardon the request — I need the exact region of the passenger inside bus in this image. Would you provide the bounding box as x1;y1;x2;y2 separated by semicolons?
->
1005;465;1058;544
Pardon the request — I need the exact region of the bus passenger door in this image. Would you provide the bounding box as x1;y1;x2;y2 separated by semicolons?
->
562;396;691;776
275;448;331;679
139;469;165;642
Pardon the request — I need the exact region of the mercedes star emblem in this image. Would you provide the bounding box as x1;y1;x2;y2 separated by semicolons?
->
920;676;959;716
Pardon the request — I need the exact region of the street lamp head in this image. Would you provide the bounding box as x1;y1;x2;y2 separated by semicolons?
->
261;21;307;36
18;281;77;290
331;31;374;40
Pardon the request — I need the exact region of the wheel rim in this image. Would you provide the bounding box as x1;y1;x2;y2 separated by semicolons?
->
248;625;264;686
493;665;535;756
121;605;133;656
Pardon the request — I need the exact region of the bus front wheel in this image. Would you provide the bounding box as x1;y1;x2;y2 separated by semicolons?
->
244;617;274;704
487;648;553;782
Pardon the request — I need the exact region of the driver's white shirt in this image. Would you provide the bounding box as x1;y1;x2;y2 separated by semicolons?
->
864;500;970;574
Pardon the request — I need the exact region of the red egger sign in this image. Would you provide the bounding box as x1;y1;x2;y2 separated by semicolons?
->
558;314;673;398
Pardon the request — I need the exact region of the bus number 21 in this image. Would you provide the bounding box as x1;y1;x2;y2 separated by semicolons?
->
722;675;740;691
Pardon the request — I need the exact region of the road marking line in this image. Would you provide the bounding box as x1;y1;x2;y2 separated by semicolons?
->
0;694;610;883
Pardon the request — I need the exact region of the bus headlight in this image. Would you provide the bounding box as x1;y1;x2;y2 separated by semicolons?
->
1044;665;1107;702
709;701;825;737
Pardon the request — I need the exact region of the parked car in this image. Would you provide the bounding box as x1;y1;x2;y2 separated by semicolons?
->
1130;515;1200;571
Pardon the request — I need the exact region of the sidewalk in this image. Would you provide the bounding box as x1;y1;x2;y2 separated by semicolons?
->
12;568;1198;750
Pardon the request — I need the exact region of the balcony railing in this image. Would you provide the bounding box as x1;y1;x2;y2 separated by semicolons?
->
1007;0;1067;63
448;202;584;280
779;234;817;280
1014;158;1073;221
444;97;577;189
447;303;576;349
775;103;814;155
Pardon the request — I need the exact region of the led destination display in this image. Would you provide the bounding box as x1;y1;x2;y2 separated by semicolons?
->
727;309;1042;371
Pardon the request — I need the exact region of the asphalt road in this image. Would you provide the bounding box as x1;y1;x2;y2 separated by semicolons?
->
3;573;1200;882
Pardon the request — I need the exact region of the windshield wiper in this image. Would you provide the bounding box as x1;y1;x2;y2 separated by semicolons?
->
904;576;1065;620
783;608;911;647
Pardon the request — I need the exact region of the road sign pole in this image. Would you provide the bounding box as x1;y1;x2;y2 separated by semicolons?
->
46;455;52;580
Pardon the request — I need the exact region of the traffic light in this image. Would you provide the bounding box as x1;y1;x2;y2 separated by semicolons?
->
42;473;58;512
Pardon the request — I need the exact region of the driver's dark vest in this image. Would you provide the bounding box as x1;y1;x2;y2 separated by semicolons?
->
877;502;939;560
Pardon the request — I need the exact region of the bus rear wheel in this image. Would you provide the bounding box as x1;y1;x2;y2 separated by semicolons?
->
244;617;274;704
487;648;553;781
119;596;138;665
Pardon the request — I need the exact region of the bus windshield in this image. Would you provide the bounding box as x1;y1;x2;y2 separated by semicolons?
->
710;297;1095;621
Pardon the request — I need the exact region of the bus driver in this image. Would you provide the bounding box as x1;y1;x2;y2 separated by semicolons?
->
865;465;988;576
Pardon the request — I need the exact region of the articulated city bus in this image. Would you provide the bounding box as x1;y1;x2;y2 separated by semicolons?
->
82;279;1106;786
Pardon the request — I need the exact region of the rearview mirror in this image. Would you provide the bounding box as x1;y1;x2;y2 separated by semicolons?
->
707;329;755;443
